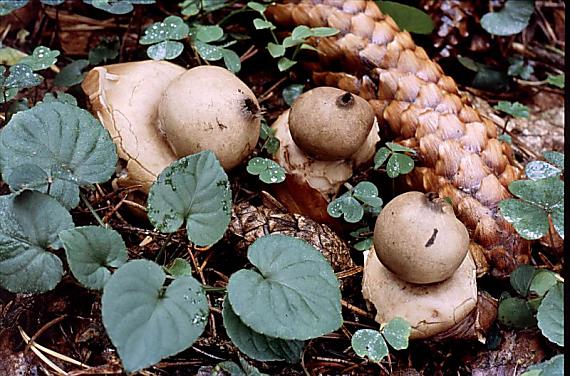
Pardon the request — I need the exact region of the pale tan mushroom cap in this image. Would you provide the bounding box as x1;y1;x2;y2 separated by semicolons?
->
362;248;477;340
82;60;184;192
271;109;379;199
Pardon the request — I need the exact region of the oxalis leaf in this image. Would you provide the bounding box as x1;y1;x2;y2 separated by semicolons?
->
147;151;232;247
0;102;118;209
382;317;411;350
376;1;434;34
499;199;549;240
481;0;534;36
246;157;285;184
498;297;536;328
537;283;564;346
140;15;189;45
59;226;128;290
351;329;388;362
18;46;60;71
328;195;364;223
102;259;209;372
508;177;564;211
227;234;342;340
0;191;74;293
510;264;538;297
223;298;304;363
525;161;561;180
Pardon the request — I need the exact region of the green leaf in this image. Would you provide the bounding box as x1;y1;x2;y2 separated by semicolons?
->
227;234;342;340
0;191;74;293
277;57;297;71
214;361;246;376
263;137;280;155
247;1;266;14
299;43;318;52
537;283;563;346
374;147;391;169
508;58;534;80
0;102;118;209
498;297;536;328
141;15;189;45
351;329;388;362
494;101;530;119
180;0;199;16
223;299;304;362
88;0;135;14
524;354;564;376
0;1;28;16
310;27;339;37
0;64;42;102
386;142;415;153
510;265;538;297
147;40;184;60
353;181;382;208
165;258;193;277
481;0;534;36
472;67;509;92
376;1;434;34
291;25;312;41
282;84;304;106
59;226;128;290
353;238;373;251
551;205;563;239
246;157;286;184
253;18;275;30
543;151;564;170
102;259;209;372
386;153;414;178
267;43;285;58
147;151;232;247
88;37;120;65
194;41;223;61
525;161;561;180
18;46;60;71
221;48;241;73
195;25;224;43
282;36;301;48
530;270;559;297
41;92;77;106
53;59;89;87
381;317;411;350
327;195;364;223
457;56;480;72
499;199;549;240
498;134;512;144
546;74;564;89
508;177;564;211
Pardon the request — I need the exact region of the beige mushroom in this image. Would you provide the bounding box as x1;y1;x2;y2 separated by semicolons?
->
362;248;478;340
373;191;469;284
271;87;380;202
82;61;260;193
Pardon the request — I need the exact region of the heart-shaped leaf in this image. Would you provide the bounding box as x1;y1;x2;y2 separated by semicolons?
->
543;151;564;170
267;43;285;58
537;283;563;346
386;142;415;154
0;101;118;209
88;37;120;65
53;59;89;87
87;0;155;14
353;181;383;208
147;41;184;60
246;157;285;184
223;299;304;362
327;195;364;223
18;46;60;71
386;153;415;178
499;199;549;240
253;18;275;30
382;317;411;350
59;226;128;290
374;147;391;169
102;259;209;372
508;177;564;211
0;64;42;102
498;297;536;328
310;27;339;37
227;234;342;340
291;25;312;41
351;329;388;362
510;264;538;297
222;49;241;73
551;205;563;239
376;1;434;34
147;151;232;246
481;0;534;36
523;354;564;376
525;161;561;180
277;57;296;71
0;191;74;293
140;15;189;44
196;25;224;42
247;1;266;14
165;258;192;277
530;270;559;297
194;41;223;61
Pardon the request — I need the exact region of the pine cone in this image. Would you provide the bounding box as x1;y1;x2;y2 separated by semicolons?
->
265;0;530;278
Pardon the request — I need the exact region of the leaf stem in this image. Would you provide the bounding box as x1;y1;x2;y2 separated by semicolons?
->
80;191;106;228
202;286;226;293
155;232;174;263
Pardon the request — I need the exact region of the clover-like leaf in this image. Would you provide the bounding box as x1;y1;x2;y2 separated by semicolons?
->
353;181;383;208
223;299;304;362
53;59;89;87
0;64;42;102
141;15;189;45
0;191;74;293
382;317;411;350
537;283;563;346
351;329;388;362
282;84;304;106
227;234;342;340
499;199;549;240
498;297;536;328
87;0;155;15
386;153;415;178
510;264;538;297
147;41;184;60
508;177;564;211
277;57;296;71
386;142;415;154
508;58;534;80
246;157;285;184
147;151;232;246
543;151;564;170
18;46;60;71
196;25;224;43
354;238;373;251
376;1;434;34
291;25;312;41
267;43;285;58
102;259;209;372
327;195;364;223
253;18;275;30
530;270;559;297
221;49;241;73
247;1;266;14
165;258;192;277
310;27;339;37
194;41;223;61
525;161;561;180
59;226;128;290
374;147;391;169
546;74;564;89
494;101;530;119
0;102;118;209
481;0;534;36
88;37;120;65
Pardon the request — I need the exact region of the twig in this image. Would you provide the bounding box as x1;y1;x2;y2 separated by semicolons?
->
24;315;66;353
80;192;106;227
341;300;374;319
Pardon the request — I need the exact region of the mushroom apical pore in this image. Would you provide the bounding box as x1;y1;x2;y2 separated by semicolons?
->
373;191;470;284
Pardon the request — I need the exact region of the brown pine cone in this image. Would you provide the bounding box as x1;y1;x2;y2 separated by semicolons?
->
265;0;530;278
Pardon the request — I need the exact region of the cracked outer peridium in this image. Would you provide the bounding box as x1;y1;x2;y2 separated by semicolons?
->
82;60;184;193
